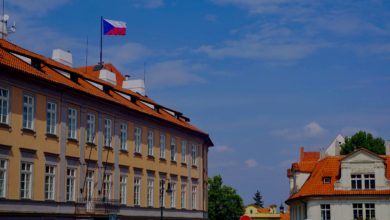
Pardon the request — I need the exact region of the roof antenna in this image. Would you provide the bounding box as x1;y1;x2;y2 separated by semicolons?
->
84;35;89;74
0;0;16;40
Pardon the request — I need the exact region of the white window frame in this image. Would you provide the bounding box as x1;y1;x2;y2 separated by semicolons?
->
20;162;33;199
44;165;56;200
365;203;375;220
134;176;141;206
147;178;154;207
86;113;95;143
104;119;112;147
134;127;142;153
191;144;197;166
46;102;57;135
171;137;176;162
0;159;7;197
66;168;76;201
86;170;94;201
321;204;330;220
181;140;187;163
353;203;363;220
0;87;10;124
364;174;375;189
147;130;154;156
120;175;127;205
170;181;176;208
191;185;197;209
181;183;186;209
103;173;112;200
160;134;166;159
22;94;34;130
351;174;375;190
120;123;128;150
68;108;77;139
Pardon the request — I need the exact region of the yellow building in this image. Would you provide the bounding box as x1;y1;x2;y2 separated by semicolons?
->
241;204;290;220
0;39;213;219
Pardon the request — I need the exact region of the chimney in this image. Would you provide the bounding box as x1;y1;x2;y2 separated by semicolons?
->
300;146;304;161
52;49;73;67
386;141;390;155
122;79;145;96
99;69;117;85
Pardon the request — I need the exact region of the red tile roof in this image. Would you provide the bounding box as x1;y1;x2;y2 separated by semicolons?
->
0;39;212;144
286;150;390;203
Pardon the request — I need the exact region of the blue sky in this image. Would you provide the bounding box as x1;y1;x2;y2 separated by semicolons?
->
5;0;390;206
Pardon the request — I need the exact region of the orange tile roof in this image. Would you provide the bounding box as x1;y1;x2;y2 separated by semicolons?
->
257;208;271;213
0;39;212;144
286;152;390;203
280;213;290;220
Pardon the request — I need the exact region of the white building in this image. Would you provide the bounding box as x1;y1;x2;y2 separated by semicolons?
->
286;135;390;220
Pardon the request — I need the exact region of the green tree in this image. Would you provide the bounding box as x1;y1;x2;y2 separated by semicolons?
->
252;190;263;207
208;175;244;220
340;131;385;155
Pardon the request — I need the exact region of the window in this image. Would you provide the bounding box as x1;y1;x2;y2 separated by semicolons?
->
0;159;7;197
171;137;176;161
181;183;186;209
120;123;128;150
68;108;77;139
159;179;166;206
323;177;331;184
181;140;187;163
147;178;154;207
321;204;330;220
192;144;197;166
353;203;363;220
364;174;375;189
45;165;55;200
23;95;34;130
147;130;154;156
365;203;375;220
104;119;112;147
103;173;112;200
170;182;176;208
86;114;95;143
86;171;94;201
0;88;9;124
351;174;375;190
46;102;57;134
20;162;33;199
134;176;141;206
191;185;197;209
66;168;76;201
134;127;142;153
160;134;166;159
120;176;127;205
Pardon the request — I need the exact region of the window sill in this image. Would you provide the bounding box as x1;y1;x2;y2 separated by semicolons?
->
171;160;177;165
147;155;155;160
134;152;142;157
159;157;166;161
181;162;187;166
21;128;36;136
67;138;79;143
192;165;198;169
103;145;113;150
45;133;58;139
86;142;96;147
120;149;128;153
0;123;11;131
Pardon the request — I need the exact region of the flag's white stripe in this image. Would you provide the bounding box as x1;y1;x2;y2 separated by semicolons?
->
105;19;126;28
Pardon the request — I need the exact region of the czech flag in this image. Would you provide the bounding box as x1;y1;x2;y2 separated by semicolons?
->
103;19;127;36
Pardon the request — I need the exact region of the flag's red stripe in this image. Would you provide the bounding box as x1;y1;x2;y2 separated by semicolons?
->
105;28;126;35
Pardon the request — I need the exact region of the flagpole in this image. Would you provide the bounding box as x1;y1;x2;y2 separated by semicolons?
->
99;16;103;66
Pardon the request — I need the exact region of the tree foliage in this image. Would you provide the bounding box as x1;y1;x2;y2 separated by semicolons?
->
252;190;263;207
340;131;385;155
208;175;244;220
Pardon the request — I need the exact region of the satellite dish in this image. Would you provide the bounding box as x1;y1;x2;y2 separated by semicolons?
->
3;14;9;22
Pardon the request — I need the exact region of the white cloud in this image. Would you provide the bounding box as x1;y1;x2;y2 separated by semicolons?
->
211;0;303;15
271;121;327;140
105;43;151;66
144;60;207;88
245;159;258;168
213;145;234;153
133;0;164;9
205;14;218;22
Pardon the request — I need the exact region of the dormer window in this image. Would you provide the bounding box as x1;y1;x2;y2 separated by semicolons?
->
351;174;375;190
323;177;331;184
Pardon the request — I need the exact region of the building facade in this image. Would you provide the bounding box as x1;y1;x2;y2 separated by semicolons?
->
0;39;213;219
286;136;390;220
